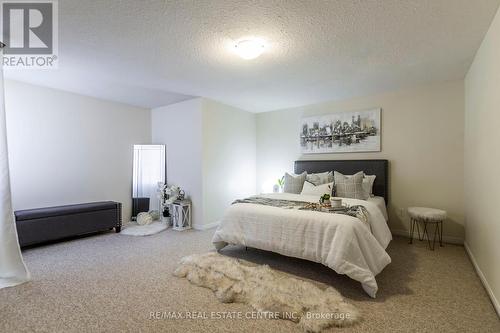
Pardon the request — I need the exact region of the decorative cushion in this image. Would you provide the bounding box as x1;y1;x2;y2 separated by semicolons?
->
306;171;334;186
137;212;154;225
407;207;447;221
363;175;376;196
343;173;376;197
283;172;307;194
334;171;368;200
300;181;334;196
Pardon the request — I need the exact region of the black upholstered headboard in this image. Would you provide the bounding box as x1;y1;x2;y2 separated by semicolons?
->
294;159;389;205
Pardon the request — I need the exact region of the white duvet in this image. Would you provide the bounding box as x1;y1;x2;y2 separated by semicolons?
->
212;193;392;298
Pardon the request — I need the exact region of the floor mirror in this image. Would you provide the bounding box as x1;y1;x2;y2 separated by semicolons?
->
132;144;166;219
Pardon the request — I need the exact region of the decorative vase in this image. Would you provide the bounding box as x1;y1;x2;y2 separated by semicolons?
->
162;216;171;225
163;207;170;217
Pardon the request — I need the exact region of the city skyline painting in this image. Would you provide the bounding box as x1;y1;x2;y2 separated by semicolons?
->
300;108;381;154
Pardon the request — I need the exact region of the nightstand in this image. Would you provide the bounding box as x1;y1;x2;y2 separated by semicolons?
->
171;200;192;231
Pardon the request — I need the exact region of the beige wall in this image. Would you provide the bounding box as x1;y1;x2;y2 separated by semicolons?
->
256;80;465;242
464;6;500;314
202;99;257;227
5;80;151;220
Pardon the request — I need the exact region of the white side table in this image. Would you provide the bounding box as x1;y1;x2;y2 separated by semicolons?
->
171;200;192;231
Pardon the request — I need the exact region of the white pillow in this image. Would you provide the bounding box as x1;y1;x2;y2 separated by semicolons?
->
300;181;334;196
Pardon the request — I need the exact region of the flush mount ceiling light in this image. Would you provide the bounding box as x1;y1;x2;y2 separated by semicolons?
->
233;38;266;60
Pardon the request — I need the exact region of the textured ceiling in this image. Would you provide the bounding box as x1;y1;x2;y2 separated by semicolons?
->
5;0;500;112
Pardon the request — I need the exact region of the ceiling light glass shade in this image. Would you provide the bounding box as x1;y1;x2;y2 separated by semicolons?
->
233;39;266;60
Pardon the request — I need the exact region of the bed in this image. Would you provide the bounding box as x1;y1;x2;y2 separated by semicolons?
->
212;160;392;298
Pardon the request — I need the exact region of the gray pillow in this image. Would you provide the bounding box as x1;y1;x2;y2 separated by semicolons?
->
283;172;306;194
306;171;333;186
333;171;368;200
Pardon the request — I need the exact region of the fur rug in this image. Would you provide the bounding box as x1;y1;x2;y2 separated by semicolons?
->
120;221;168;236
174;252;360;332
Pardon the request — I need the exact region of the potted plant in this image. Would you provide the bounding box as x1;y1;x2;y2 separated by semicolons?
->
273;176;285;193
320;193;331;206
319;185;333;206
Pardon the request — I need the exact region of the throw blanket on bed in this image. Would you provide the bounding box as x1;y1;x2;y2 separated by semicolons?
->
233;196;370;227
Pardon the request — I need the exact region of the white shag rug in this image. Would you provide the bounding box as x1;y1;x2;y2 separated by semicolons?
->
120;222;168;236
174;252;360;332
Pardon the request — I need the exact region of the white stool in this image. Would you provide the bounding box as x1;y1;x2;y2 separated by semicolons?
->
407;207;446;250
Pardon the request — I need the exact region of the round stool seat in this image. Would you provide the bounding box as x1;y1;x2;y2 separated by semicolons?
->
407;207;447;222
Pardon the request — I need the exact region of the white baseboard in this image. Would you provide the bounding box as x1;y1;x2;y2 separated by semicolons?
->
390;229;464;245
193;221;220;231
464;242;500;317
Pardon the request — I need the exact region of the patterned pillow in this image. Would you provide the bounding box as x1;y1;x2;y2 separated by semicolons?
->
283;172;306;194
344;173;377;197
333;171;368;200
306;171;334;186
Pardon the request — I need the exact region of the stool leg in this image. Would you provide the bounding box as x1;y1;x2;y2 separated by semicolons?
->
439;221;444;247
422;221;429;242
409;218;414;244
423;221;434;250
416;220;423;241
431;223;439;251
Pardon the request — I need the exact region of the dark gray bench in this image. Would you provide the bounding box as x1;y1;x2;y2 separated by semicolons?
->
15;201;122;247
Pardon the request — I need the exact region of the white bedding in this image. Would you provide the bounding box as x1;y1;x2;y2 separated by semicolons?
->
368;196;388;221
212;193;392;298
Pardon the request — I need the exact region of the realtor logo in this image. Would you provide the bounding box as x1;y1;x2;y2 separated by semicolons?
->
1;0;58;68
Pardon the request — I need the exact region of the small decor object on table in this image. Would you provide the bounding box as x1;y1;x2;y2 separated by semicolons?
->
177;189;185;201
171;199;192;231
407;207;446;250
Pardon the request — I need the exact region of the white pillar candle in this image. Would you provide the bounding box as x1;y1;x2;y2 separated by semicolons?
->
330;198;342;208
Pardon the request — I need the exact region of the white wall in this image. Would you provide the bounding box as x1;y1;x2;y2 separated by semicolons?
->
4;80;151;220
256;80;465;242
464;6;500;314
151;98;204;228
202;99;256;227
152;98;256;229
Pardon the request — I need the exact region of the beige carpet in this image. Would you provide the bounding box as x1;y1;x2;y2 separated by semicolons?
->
0;229;498;333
